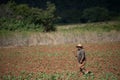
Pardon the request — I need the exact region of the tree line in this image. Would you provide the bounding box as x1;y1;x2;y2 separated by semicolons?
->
0;0;120;32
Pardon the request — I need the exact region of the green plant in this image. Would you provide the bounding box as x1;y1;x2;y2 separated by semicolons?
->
100;72;118;80
83;72;95;80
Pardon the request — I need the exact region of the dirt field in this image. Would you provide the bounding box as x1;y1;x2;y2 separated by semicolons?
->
0;42;120;80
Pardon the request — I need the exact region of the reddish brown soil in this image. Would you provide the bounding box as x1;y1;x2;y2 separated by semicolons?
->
0;42;120;79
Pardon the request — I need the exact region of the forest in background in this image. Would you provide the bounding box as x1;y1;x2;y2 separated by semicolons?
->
0;0;120;32
1;0;120;22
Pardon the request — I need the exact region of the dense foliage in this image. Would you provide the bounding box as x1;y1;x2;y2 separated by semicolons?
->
0;1;57;32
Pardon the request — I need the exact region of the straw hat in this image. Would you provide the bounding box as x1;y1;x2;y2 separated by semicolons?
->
76;44;83;48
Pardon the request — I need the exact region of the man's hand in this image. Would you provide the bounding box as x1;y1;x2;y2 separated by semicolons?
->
80;60;83;64
72;50;77;57
72;50;75;52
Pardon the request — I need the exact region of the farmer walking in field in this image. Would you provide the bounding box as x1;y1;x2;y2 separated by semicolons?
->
72;44;89;75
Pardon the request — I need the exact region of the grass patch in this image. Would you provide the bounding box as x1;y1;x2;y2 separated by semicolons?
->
57;21;120;32
1;71;118;80
0;21;120;36
0;71;96;80
99;72;118;80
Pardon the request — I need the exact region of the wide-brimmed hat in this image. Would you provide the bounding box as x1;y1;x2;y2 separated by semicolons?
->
76;44;83;48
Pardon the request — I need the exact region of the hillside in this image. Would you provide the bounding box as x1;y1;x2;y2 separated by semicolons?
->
0;21;120;47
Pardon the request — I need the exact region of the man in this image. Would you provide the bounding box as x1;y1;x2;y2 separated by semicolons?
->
73;44;89;75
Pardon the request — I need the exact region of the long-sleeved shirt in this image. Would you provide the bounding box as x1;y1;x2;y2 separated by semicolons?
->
77;49;86;63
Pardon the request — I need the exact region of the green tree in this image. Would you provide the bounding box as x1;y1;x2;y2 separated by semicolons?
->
42;2;57;32
30;2;57;32
82;7;110;22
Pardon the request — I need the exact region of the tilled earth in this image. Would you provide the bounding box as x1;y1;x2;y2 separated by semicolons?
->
0;42;120;79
